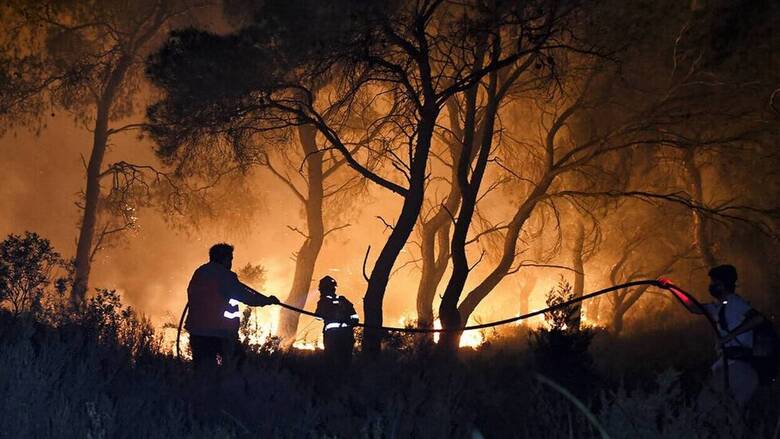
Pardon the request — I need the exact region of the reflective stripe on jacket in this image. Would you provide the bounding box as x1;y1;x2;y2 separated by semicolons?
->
316;294;359;333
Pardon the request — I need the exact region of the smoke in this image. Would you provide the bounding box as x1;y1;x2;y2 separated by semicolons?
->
3;100;778;348
0;110;422;331
1;1;777;345
0;111;540;337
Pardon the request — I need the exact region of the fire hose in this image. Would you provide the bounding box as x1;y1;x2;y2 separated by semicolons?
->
176;279;729;388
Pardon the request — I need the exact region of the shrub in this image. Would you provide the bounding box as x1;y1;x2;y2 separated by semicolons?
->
81;288;161;359
1;246;778;437
529;279;597;395
0;231;65;315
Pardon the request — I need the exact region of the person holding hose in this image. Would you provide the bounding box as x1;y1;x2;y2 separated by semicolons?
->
185;243;279;375
661;264;771;406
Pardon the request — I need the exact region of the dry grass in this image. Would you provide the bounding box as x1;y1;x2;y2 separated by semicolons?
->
0;297;777;438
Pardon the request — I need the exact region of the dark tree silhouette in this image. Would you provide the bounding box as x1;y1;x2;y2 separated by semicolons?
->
145;0;585;354
144;6;374;343
144;0;777;353
0;0;201;307
443;0;780;348
600;206;695;335
0;232;63;315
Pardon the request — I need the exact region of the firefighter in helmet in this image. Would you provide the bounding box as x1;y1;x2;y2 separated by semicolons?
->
315;275;359;368
185;243;279;374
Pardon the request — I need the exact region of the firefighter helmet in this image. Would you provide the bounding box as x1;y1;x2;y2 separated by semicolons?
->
319;275;338;294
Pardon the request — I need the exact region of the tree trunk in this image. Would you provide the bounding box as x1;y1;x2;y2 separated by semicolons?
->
568;221;586;330
277;123;325;342
519;277;535;316
362;112;437;355
683;148;718;267
612;305;625;335
515;276;536;326
415;223;451;327
438;68;499;351
415;99;463;330
609;251;684;334
588;296;602;325
517;241;543;322
70;59;132;308
456;174;555;325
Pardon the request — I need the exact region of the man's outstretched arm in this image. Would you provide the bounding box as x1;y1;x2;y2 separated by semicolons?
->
240;283;280;306
657;278;705;315
222;272;279;306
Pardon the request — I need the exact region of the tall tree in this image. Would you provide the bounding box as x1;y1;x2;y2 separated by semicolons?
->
273;118;366;342
146;0;579;354
441;0;779;348
0;0;198;307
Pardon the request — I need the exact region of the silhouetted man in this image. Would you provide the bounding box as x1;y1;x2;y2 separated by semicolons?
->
315;275;358;369
695;265;766;405
185;243;279;375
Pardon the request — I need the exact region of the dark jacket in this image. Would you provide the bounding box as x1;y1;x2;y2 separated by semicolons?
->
316;294;359;333
185;261;274;338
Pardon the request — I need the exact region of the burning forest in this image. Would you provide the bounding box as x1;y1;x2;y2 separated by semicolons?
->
0;0;779;437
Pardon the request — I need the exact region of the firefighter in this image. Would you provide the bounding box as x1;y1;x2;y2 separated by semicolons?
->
315;275;359;369
185;243;279;375
693;265;767;405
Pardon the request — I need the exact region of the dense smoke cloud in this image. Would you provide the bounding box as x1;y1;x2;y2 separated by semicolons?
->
0;111;560;337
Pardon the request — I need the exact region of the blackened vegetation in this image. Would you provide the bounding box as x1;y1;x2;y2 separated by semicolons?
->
2;293;778;437
530;279;597;396
1;234;779;438
0;232;66;316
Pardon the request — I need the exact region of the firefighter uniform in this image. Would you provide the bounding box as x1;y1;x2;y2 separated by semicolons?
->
186;261;276;373
315;280;359;369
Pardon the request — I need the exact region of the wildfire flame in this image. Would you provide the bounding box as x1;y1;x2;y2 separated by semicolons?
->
292;339;323;350
241;300;328;351
397;315;485;348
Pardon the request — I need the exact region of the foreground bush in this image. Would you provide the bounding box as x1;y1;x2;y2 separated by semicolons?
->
0;302;778;438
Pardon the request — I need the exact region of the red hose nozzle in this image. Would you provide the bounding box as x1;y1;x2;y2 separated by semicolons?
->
656;277;675;289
